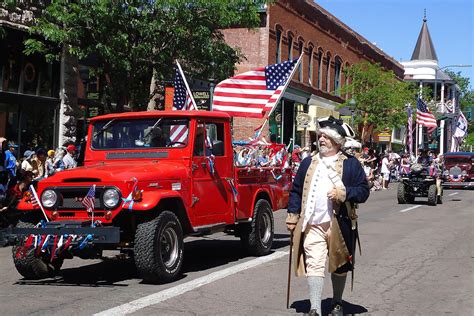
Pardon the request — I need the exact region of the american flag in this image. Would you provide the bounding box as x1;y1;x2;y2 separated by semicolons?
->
416;98;437;132
171;62;197;143
213;57;301;118
82;185;96;213
28;185;39;207
407;105;413;156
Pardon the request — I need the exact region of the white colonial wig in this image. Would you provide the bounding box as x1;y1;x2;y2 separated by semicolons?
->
315;116;355;146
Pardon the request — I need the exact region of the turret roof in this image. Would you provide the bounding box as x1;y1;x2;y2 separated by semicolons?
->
411;16;438;61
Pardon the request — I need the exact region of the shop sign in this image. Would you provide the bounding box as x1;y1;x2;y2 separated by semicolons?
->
296;113;311;128
375;131;391;143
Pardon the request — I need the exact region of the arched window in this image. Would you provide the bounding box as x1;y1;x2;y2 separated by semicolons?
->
298;40;304;81
325;52;331;92
275;27;282;63
317;49;323;89
334;57;342;96
287;33;293;60
308;46;314;86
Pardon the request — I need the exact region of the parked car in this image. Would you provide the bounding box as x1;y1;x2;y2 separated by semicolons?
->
442;152;474;189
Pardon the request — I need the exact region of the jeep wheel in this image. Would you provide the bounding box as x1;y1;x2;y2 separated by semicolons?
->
11;221;63;279
397;183;407;204
240;199;274;256
427;184;437;206
134;211;184;284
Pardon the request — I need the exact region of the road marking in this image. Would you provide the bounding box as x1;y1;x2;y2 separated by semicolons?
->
448;192;459;196
400;205;423;213
94;250;288;316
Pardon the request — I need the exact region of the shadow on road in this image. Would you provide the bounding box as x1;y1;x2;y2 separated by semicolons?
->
291;298;368;314
15;232;291;287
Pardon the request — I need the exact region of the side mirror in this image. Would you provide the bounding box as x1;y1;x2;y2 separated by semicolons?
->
211;140;224;156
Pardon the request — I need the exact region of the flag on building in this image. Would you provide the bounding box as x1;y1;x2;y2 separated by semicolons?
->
170;62;197;143
213;57;301;118
416;98;437;132
82;185;96;213
453;112;468;138
407;105;413;156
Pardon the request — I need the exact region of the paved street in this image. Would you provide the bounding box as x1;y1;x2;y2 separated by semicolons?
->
0;186;472;315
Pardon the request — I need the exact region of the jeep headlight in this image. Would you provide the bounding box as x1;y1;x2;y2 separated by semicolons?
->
41;189;58;208
103;188;120;208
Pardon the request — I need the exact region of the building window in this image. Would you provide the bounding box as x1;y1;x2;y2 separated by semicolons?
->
334;58;341;96
276;28;282;63
298;41;303;81
317;50;323;89
287;34;293;60
308;46;313;86
326;53;331;92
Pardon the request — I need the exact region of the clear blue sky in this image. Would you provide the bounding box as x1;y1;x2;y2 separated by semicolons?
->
316;0;473;89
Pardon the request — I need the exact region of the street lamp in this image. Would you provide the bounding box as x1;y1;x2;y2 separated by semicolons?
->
434;64;472;108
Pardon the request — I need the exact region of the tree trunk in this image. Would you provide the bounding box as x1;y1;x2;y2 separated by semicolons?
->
58;46;78;146
147;70;158;111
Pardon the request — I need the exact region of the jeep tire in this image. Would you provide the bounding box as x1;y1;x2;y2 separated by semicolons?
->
240;199;274;256
12;221;63;279
427;184;437;206
134;211;184;284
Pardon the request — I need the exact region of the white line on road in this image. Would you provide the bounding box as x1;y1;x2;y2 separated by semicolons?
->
448;192;459;196
94;250;288;316
400;205;423;213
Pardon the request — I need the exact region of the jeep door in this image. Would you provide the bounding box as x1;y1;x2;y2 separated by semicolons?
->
191;121;233;226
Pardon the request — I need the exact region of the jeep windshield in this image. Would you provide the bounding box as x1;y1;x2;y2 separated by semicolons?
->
91;118;189;150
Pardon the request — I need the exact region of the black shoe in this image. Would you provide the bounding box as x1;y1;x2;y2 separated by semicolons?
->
304;309;319;316
331;302;343;316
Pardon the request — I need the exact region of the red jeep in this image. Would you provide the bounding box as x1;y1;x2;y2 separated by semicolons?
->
6;111;291;283
442;152;474;189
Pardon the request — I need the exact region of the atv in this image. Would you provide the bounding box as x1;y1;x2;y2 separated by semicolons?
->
397;163;442;206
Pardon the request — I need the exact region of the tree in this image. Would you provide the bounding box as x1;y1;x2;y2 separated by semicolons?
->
443;69;473;111
340;62;417;144
22;0;270;111
443;70;473;147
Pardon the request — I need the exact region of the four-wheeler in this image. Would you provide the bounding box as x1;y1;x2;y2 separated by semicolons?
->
397;163;442;206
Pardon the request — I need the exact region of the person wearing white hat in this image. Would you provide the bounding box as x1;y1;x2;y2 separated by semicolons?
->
286;116;370;316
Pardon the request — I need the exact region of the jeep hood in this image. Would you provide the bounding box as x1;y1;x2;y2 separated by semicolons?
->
46;161;189;183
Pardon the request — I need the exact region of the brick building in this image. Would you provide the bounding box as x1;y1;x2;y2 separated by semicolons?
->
222;0;404;147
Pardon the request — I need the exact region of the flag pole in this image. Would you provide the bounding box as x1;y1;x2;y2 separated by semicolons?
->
175;60;198;110
29;184;49;222
256;55;304;139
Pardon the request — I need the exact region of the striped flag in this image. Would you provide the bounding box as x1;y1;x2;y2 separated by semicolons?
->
170;62;197;143
82;185;96;213
416;98;437;132
213;57;300;118
28;185;39;207
407;105;413;156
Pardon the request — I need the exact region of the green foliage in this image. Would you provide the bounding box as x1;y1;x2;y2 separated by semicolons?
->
24;0;270;110
340;62;417;134
444;69;473;111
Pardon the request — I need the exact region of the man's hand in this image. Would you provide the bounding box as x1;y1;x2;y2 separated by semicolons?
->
286;223;296;232
327;188;337;200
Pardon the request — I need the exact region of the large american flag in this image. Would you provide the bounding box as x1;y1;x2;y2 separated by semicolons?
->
212;58;300;118
416;98;437;132
82;185;96;213
407;105;413;156
171;63;197;143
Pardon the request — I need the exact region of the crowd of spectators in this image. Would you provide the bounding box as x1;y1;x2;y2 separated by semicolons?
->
0;137;82;227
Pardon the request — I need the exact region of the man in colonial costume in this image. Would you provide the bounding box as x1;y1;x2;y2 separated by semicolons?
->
286;116;370;316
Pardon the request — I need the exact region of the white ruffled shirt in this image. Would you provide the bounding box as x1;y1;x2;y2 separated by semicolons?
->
302;154;339;231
